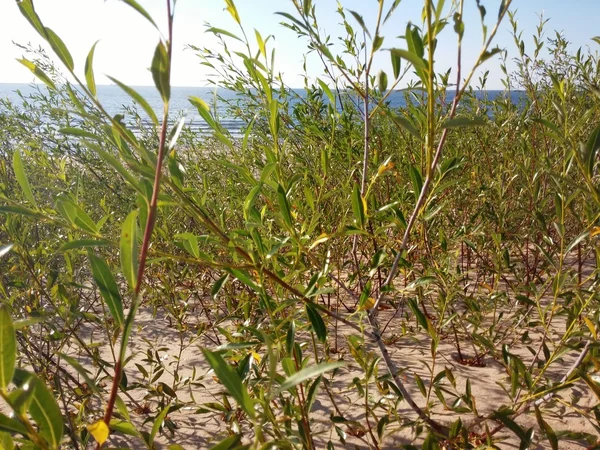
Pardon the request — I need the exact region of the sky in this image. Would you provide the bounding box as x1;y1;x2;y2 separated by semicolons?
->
0;0;599;90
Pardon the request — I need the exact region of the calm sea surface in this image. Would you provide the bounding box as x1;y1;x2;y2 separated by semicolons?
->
0;83;523;136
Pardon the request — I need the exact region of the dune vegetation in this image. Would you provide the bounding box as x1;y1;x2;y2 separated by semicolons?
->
0;0;599;448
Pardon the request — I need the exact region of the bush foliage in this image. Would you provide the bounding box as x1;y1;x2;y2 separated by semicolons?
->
0;0;599;449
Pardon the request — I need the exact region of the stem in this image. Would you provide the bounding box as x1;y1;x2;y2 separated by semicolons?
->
100;0;174;438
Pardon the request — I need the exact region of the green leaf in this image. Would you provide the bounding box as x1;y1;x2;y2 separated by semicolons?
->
85;41;99;97
390;48;427;71
201;349;255;419
12;369;64;449
88;253;124;328
59;127;99;140
389;111;421;140
211;274;229;299
0;413;28;435
16;58;55;90
210;434;242;450
151;41;170;102
55;197;99;234
305;303;327;342
276;362;344;394
442;116;487;128
107;76;159;126
408;298;429;331
57;354;100;393
0;205;42;218
317;78;335;105
348;10;371;39
17;0;45;36
13;149;37;208
121;0;159;29
480;47;502;64
0;307;16;391
351;183;365;228
120;211;139;291
149;405;170;447
44;27;74;71
377;70;388;92
277;184;293;229
59;239;112;251
205;27;243;42
390;50;401;79
0;431;14;450
534;406;558;450
109;419;140;437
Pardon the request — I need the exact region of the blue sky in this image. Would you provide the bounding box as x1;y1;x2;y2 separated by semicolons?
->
0;0;599;90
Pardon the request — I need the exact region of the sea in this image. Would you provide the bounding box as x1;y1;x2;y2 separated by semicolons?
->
0;83;523;137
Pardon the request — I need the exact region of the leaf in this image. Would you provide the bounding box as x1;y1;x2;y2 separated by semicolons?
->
59;127;99;140
0;413;28;435
534;406;558;450
408;298;429;331
13;149;37;207
149;405;170;447
305;303;327;342
85;41;99;97
88;253;124;328
480;47;502;64
210;435;242;450
87;420;109;445
442;116;487;128
120;0;159;29
16;0;45;36
0;307;16;391
107;76;159;126
388;111;421;140
211;274;229;299
377;70;388;92
389;48;427;71
276;362;344;394
151;41;170;102
390;50;401;79
55;197;99;234
202;349;255;419
224;0;241;24
351;183;366;228
277;184;293;229
44;27;74;71
205;27;242;42
348;10;371;39
12;369;64;448
0;244;13;259
59;239;112;251
57;354;99;393
317;78;335;105
120;211;139;291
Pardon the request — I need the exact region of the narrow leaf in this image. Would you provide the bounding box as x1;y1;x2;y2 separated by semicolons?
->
201;349;255;419
13;149;37;207
120;211;139;291
88;253;124;328
0;307;16;391
276;362;344;394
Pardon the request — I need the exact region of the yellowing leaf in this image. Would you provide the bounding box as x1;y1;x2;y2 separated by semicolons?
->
377;160;395;176
358;297;376;311
584;317;597;340
309;233;330;250
87;420;109;445
591;226;600;238
251;351;261;363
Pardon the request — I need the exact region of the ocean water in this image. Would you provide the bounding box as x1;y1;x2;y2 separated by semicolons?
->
0;83;523;136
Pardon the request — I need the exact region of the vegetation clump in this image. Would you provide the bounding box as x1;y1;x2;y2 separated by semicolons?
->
0;0;599;448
